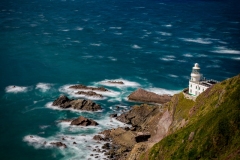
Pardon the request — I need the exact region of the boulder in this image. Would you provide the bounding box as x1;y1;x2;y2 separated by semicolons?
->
128;88;172;104
52;95;102;111
70;116;99;126
69;84;108;91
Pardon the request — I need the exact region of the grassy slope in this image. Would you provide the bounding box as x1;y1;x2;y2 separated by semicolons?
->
142;74;240;160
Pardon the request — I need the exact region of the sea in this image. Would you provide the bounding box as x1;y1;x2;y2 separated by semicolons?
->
0;0;240;159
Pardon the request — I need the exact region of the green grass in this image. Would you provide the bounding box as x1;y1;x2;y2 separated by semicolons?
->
142;74;240;160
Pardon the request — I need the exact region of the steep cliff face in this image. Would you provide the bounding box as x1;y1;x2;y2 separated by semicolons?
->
141;74;240;160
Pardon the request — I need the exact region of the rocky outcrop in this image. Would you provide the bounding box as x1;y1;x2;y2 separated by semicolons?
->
52;95;102;111
69;84;108;91
76;91;103;98
128;88;172;104
92;104;167;160
70;116;99;126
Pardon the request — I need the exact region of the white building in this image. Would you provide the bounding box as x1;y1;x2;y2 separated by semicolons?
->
188;63;218;96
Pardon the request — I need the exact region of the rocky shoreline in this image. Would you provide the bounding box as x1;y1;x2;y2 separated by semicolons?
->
50;87;173;159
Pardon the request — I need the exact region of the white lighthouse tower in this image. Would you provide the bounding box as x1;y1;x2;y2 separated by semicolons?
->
184;63;218;99
189;63;204;96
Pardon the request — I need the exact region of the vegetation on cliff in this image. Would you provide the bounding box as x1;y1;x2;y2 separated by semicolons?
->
142;74;240;160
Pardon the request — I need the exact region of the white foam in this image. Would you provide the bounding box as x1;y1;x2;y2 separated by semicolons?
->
183;53;193;57
97;79;140;88
75;27;83;31
5;85;29;93
146;87;181;96
131;44;142;49
211;46;240;54
162;24;172;27
108;56;117;61
160;57;175;61
90;43;101;46
36;83;52;92
61;29;69;32
157;31;172;36
168;74;178;78
180;38;212;44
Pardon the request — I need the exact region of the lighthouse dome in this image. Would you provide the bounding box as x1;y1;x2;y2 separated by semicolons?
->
193;63;200;69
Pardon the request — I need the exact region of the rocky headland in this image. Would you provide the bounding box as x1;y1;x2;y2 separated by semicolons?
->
52;95;102;111
128;88;172;104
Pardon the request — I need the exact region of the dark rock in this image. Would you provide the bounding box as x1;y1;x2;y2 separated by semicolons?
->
102;143;110;150
128;88;172;104
52;95;102;111
124;127;130;131
70;116;99;126
115;106;120;110
50;142;67;148
110;113;117;118
73;142;77;144
69;84;108;91
135;132;151;143
76;91;103;98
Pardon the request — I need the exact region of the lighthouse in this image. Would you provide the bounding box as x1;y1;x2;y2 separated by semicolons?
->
184;63;218;99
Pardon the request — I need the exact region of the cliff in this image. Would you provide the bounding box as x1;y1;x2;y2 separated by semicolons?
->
141;74;240;160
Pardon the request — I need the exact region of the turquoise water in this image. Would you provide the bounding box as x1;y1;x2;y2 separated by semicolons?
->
0;0;240;159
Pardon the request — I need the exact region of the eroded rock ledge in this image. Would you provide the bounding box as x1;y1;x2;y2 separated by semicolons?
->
128;88;172;104
52;95;102;111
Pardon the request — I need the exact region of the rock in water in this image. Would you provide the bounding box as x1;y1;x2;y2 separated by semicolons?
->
76;91;103;98
69;84;108;91
70;116;99;126
52;95;102;111
128;88;172;104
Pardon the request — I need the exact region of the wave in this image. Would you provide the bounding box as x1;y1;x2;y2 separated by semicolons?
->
90;43;101;46
75;27;83;31
157;31;172;36
179;38;212;44
211;46;240;54
183;53;193;57
5;85;29;93
36;83;52;92
162;24;172;27
168;74;178;78
108;56;117;61
131;44;141;49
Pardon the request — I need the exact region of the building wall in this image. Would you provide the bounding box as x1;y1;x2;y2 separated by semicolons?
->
189;82;209;96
